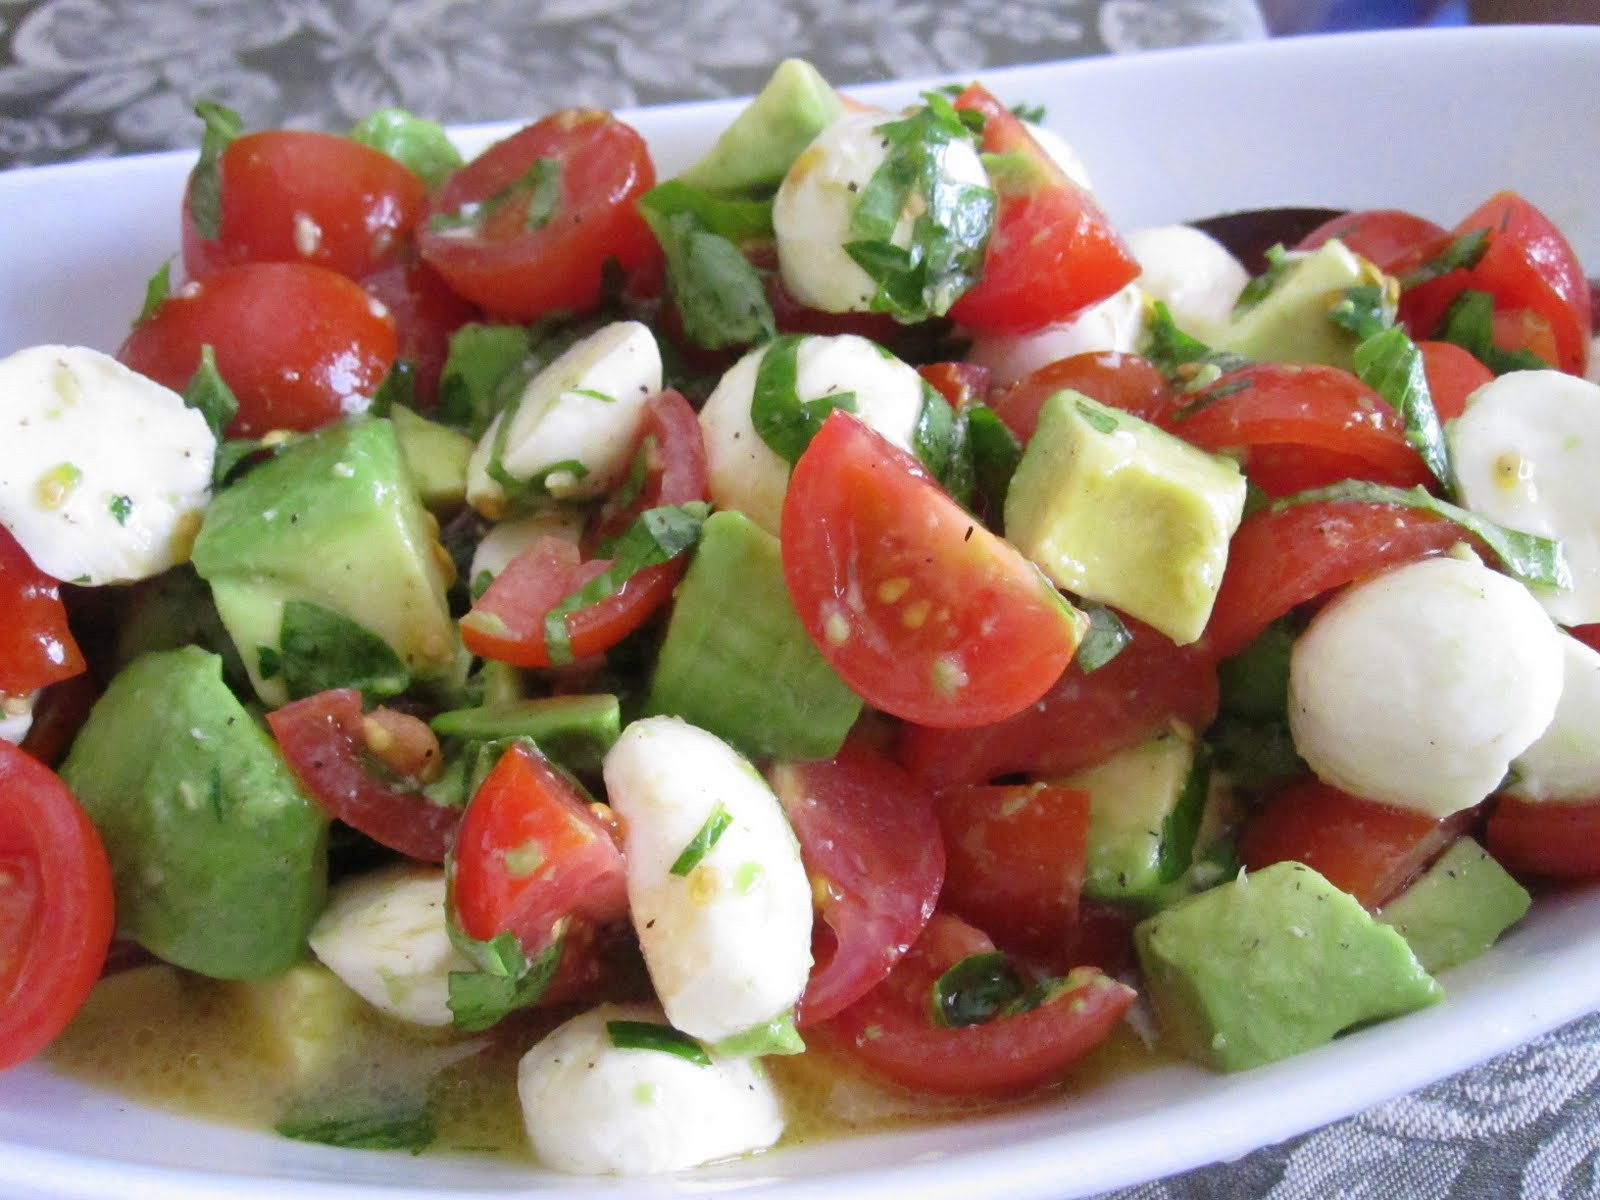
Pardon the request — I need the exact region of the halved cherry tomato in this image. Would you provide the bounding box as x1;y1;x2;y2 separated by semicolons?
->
917;361;992;411
782;410;1085;728
0;740;114;1072
817;912;1135;1096
770;742;944;1025
182;129;427;281
117;260;398;437
1202;501;1484;662
1486;795;1600;881
933;782;1090;958
1294;208;1449;276
1170;363;1433;497
1238;776;1472;907
419;109;660;321
267;689;461;862
991;351;1177;441
1419;339;1494;423
449;742;627;952
0;527;85;698
360;253;480;411
897;618;1218;787
946;85;1139;334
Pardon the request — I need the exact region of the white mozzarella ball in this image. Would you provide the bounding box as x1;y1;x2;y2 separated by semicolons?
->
698;333;926;535
772;108;988;314
602;716;812;1044
466;321;661;517
1288;555;1564;818
308;863;473;1026
1448;369;1600;624
964;282;1145;388
517;1001;785;1174
468;507;586;588
0;692;35;745
1125;224;1250;344
0;345;215;585
1022;120;1094;191
1509;633;1600;803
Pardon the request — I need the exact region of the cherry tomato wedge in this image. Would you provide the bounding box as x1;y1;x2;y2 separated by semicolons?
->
1486;795;1600;881
1294;208;1449;275
0;527;85;698
0;740;115;1072
360;253;480;411
1418;339;1494;423
817;912;1135;1096
769;742;945;1025
267;689;461;862
419;109;660;322
118;260;398;437
991;351;1177;441
782;410;1085;728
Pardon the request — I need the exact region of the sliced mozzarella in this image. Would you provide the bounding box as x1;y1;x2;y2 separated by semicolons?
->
1124;224;1250;345
1289;555;1564;817
1509;633;1600;803
964;283;1145;389
468;507;586;589
0;345;215;585
772;108;989;314
698;333;926;535
465;321;661;518
0;691;35;745
307;863;472;1026
517;1000;785;1174
1448;369;1600;624
602;716;812;1044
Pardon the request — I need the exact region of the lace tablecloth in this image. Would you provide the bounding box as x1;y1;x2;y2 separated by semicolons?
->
3;2;1598;1197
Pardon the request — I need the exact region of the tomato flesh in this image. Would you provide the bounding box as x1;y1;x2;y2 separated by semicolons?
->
1486;796;1600;881
0;527;85;698
991;351;1177;441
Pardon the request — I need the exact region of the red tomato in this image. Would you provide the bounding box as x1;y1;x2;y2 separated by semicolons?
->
1238;777;1472;907
118;261;398;437
1486;795;1600;881
991;351;1177;441
182;129;426;281
267;689;461;862
946;85;1139;334
933;782;1090;958
1294;208;1448;275
1171;363;1433;497
360;253;480;411
917;361;992;411
770;742;945;1025
782;410;1085;728
1419;339;1494;423
1202;500;1484;662
462;390;707;668
0;527;85;697
0;740;115;1071
419;109;660;321
817;912;1135;1096
897;618;1218;787
449;742;627;952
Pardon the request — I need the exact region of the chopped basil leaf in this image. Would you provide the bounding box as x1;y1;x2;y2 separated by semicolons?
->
750;334;857;465
1232;244;1296;314
638;179;774;244
1157;744;1211;885
1397;227;1489;289
1074;604;1131;672
913;380;956;482
446;929;564;1032
437;322;535;438
256;645;282;680
713;1009;805;1058
1271;480;1571;590
1146;302;1252;389
368;358;415;417
1010;101;1047;124
106;494;132;526
429;157;562;234
346;106;463;189
1327;282;1396;343
275;1105;436;1154
1351;324;1452;490
278;599;411;700
964;403;1023;517
138;259;173;323
641;206;775;351
187;100;243;241
1074;397;1121;435
1435;288;1550;374
931;951;1025;1027
212;437;264;487
183;344;239;440
670;802;732;876
521;157;563;231
606;1019;712;1065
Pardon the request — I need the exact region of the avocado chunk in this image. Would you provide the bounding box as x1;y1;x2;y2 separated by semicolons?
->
676;59;845;195
1377;837;1532;973
1134;860;1442;1072
431;693;622;774
1217;238;1384;370
1004;391;1247;645
113;563;249;690
390;403;474;514
645;509;862;760
60;646;328;979
223;962;367;1087
192;417;459;706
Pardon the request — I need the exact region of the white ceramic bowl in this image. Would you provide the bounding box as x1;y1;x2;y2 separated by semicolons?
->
3;23;1599;1200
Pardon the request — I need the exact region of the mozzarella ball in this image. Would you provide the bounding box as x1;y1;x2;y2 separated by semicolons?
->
1509;633;1600;803
1125;224;1250;344
468;507;585;588
1288;555;1564;817
517;1001;785;1174
964;282;1145;388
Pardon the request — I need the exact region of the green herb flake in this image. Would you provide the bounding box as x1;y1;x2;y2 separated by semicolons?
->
1351;324;1452;490
1327;282;1396;343
750;335;857;465
108;494;133;526
187;100;244;242
669;802;733;876
275;1106;437;1155
1397;227;1489;290
447;931;564;1032
1074;398;1122;436
606;1019;712;1066
138;259;173;324
1434;289;1551;375
1146;302;1252;390
1074;604;1132;672
931;951;1025;1027
1233;244;1296;314
183;344;240;441
278;599;411;700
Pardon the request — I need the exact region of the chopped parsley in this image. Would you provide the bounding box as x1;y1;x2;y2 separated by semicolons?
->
669;802;732;876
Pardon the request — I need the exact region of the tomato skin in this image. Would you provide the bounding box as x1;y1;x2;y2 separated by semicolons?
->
267;689;461;863
1202;501;1483;662
917;361;992;411
770;742;945;1025
897;618;1218;787
933;782;1090;958
0;740;115;1072
117;261;398;437
1418;339;1494;423
360;254;480;411
182;130;427;281
782;410;1085;729
946;85;1139;334
817;912;1135;1096
1238;777;1472;907
449;742;627;952
419;109;661;322
1294;208;1448;275
1486;795;1600;881
991;351;1177;441
0;527;85;697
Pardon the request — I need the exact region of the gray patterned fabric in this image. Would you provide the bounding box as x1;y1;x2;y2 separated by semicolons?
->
3;2;1599;1198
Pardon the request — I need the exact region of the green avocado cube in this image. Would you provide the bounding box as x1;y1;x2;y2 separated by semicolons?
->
676;59;845;195
1003;391;1246;645
1217;238;1383;370
1135;861;1442;1072
1377;837;1532;973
